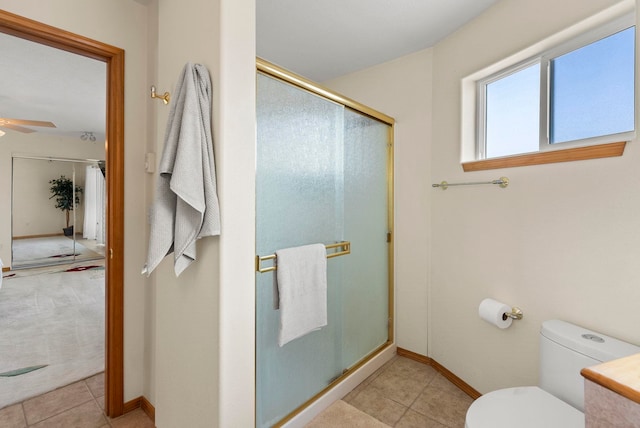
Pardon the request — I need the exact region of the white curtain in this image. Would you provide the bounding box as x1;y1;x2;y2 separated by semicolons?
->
83;165;106;245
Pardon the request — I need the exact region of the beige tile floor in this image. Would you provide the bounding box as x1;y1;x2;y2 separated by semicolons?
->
0;355;471;427
0;373;154;428
308;355;474;427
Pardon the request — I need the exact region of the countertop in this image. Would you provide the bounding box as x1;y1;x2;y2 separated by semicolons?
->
581;353;640;405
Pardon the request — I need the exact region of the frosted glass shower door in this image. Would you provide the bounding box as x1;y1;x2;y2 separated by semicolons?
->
256;73;391;427
256;74;345;428
341;109;389;369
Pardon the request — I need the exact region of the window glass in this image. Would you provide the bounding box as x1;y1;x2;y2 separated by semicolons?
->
477;17;635;161
550;27;635;144
485;63;540;158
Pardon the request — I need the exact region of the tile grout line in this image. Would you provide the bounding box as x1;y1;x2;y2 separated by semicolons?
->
379;357;410;427
20;402;28;427
24;381;96;427
409;381;468;428
88;387;110;426
390;361;459;427
333;356;472;427
81;376;111;427
391;404;411;427
3;374;136;428
372;357;436;427
400;369;435;425
350;355;406;426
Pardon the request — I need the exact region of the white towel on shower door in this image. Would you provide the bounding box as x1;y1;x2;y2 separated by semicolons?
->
276;244;327;347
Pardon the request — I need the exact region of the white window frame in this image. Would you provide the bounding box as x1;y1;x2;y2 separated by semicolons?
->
476;13;636;161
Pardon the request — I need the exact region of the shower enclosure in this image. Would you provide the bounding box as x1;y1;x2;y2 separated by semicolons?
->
255;60;394;427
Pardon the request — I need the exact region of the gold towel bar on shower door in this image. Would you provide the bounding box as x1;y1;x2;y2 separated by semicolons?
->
255;241;351;273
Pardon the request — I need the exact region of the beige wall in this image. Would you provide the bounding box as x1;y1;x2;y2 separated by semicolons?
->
151;0;221;425
151;0;255;427
0;0;151;403
431;0;640;394
324;0;640;398
0;1;257;425
325;49;433;356
13;158;87;237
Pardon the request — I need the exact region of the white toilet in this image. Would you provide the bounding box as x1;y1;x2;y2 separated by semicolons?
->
465;320;640;428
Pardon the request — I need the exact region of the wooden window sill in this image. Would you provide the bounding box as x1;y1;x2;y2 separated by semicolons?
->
462;141;627;172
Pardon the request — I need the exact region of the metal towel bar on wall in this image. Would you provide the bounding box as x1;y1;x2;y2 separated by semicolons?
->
432;176;509;190
255;241;351;273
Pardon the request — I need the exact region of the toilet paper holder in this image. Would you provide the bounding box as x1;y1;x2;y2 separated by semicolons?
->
503;307;524;321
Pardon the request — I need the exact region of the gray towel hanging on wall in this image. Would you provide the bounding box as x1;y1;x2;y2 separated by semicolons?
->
143;62;220;277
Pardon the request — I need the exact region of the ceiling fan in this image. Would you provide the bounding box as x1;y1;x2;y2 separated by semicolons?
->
0;118;56;134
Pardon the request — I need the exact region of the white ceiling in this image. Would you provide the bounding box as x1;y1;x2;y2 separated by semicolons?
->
0;31;105;140
0;1;498;139
257;0;500;82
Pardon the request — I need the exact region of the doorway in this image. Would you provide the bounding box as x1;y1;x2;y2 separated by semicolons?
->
0;10;125;417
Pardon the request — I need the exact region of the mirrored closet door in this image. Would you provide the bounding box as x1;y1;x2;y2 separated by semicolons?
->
11;156;106;269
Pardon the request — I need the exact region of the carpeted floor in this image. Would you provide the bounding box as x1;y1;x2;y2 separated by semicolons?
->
11;236;103;269
0;262;105;409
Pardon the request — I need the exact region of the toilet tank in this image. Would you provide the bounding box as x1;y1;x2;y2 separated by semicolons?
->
539;320;640;412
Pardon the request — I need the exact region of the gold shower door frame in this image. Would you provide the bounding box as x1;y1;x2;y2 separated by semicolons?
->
256;58;395;427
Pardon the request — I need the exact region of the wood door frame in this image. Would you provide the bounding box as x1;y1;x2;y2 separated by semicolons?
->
0;10;125;417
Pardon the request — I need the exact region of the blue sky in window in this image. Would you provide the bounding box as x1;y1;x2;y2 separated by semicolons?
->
485;26;635;158
551;27;635;144
486;63;540;158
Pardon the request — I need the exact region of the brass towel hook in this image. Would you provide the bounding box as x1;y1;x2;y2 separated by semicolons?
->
150;85;170;105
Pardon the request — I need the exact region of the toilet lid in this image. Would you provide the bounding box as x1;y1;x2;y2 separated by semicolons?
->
465;386;584;428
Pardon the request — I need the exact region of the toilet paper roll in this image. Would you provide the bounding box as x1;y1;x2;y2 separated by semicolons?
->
478;298;512;329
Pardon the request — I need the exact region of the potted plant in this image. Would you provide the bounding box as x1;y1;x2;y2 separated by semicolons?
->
49;175;83;236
